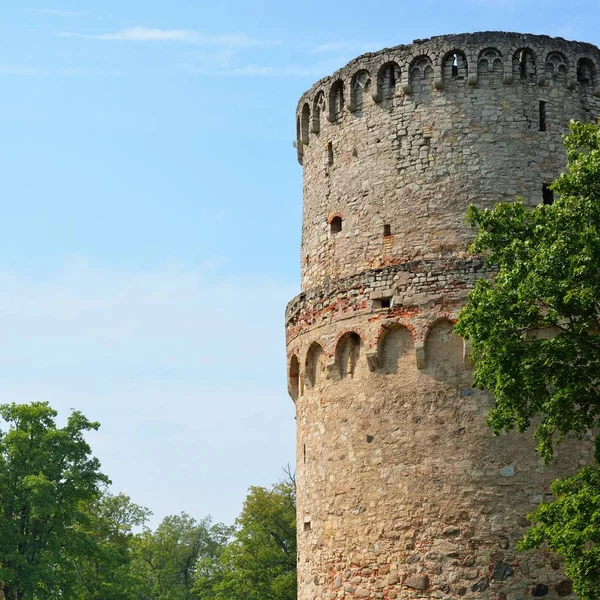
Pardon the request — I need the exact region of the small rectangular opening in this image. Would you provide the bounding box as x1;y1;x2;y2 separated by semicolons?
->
374;297;391;310
542;184;554;205
327;141;334;165
383;224;391;237
539;101;547;131
303;521;311;532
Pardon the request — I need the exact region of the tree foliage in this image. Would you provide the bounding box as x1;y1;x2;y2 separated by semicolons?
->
518;467;600;598
455;120;600;599
131;513;231;600
210;478;297;600
0;402;109;600
70;492;151;600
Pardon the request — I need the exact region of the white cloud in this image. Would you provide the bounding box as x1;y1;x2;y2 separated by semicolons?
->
28;8;89;17
0;65;123;76
311;41;383;54
0;259;297;525
181;58;345;78
58;27;276;48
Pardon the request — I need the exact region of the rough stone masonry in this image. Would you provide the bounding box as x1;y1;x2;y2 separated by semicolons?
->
285;32;600;599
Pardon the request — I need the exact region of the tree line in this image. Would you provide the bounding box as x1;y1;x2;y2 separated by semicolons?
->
0;402;296;600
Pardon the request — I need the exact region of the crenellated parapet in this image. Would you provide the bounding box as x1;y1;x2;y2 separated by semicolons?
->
295;31;600;292
296;31;600;158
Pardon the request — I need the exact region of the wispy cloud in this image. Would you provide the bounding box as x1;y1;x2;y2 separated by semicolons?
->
311;41;383;54
181;55;346;78
0;65;123;76
58;26;276;48
28;8;89;17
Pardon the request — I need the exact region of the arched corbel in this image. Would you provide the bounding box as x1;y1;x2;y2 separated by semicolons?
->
326;359;341;382
467;55;478;87
433;63;444;90
415;344;426;370
503;62;514;85
567;65;577;90
366;351;380;372
371;85;382;103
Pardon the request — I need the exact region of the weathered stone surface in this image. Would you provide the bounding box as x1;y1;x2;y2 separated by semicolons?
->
471;576;489;592
492;562;514;581
404;575;429;590
288;30;597;600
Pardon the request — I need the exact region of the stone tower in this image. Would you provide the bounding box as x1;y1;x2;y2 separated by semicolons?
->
285;32;600;599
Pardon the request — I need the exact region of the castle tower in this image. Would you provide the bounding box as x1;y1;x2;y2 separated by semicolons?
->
286;32;600;599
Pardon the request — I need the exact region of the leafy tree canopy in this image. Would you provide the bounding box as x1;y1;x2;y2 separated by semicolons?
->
455;120;600;599
69;491;151;600
455;120;600;463
210;477;297;600
0;402;109;600
132;513;232;600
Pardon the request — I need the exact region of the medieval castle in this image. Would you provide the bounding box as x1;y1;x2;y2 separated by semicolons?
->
285;32;600;599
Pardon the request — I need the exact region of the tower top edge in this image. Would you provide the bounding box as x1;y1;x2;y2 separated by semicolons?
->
296;30;600;109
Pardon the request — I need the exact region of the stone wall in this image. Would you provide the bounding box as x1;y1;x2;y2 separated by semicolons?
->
287;31;600;600
295;31;600;292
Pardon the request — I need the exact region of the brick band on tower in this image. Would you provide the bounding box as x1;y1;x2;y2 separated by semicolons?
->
286;31;600;599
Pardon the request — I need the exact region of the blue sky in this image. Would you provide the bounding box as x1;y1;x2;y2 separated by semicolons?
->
0;1;598;526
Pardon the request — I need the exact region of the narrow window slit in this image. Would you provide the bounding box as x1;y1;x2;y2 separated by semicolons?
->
304;522;311;532
383;224;392;237
542;184;554;205
519;50;527;79
327;141;334;165
388;65;396;87
452;54;458;78
539;101;547;131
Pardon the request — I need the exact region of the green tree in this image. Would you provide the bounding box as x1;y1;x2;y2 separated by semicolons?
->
131;513;230;600
69;492;150;600
212;477;296;600
0;402;109;600
455;120;600;598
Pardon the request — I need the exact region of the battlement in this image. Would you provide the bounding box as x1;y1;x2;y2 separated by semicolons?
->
296;31;600;155
295;31;600;293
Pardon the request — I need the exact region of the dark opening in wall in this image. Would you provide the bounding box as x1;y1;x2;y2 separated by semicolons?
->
374;297;391;310
330;216;342;235
383;224;391;237
539;101;547;131
303;444;306;463
542;184;554;205
452;53;458;78
327;141;334;165
519;50;527;79
304;522;311;532
289;355;300;401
